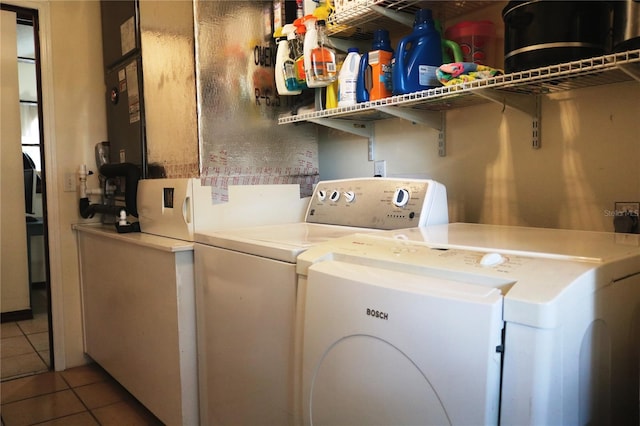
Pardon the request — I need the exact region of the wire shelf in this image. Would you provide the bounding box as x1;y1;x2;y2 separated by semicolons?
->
327;0;495;38
278;49;640;124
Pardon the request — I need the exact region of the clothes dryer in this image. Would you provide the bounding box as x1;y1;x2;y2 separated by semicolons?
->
296;223;640;425
194;178;448;426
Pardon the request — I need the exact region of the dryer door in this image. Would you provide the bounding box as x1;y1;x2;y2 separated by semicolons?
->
301;260;504;426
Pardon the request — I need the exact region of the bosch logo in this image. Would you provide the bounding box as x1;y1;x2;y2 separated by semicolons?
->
366;308;389;321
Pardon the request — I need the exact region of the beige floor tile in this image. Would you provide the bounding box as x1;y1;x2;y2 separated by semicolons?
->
1;389;85;426
26;331;49;352
60;363;110;388
1;335;34;358
91;400;163;426
0;352;48;380
1;371;68;404
39;349;52;367
1;322;23;338
16;313;49;335
36;411;100;426
74;379;132;410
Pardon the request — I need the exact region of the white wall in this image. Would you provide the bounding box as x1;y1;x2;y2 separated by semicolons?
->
319;2;639;233
49;0;107;368
319;82;640;232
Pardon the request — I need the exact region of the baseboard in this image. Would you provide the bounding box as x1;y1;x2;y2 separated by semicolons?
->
1;309;34;323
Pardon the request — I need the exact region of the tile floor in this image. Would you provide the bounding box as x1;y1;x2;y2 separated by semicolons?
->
2;288;163;425
1;363;163;425
1;286;50;381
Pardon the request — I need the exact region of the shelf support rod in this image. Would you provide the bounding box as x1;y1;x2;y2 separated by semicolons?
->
474;88;541;149
369;5;413;27
329;37;370;54
375;106;446;157
618;64;640;82
375;106;441;128
308;118;376;160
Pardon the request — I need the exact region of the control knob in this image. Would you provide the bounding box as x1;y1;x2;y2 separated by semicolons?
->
330;190;340;202
479;252;506;267
344;191;356;203
317;190;327;201
393;188;410;207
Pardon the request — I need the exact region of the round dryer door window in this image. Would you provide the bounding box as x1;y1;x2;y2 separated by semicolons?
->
310;335;450;425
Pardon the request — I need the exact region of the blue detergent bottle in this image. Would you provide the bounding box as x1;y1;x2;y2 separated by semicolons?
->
392;9;443;95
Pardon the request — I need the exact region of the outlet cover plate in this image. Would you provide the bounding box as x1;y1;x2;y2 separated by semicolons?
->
374;160;386;177
64;172;76;192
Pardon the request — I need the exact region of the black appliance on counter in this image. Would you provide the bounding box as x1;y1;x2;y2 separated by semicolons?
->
502;1;612;73
100;0;147;177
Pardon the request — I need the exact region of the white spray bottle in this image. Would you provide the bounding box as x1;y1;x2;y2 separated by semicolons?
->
274;24;302;95
302;15;321;88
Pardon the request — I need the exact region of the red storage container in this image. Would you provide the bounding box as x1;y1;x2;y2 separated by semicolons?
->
445;21;496;66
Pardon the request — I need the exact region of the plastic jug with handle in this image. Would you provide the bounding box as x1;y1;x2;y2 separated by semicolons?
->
392;8;443;95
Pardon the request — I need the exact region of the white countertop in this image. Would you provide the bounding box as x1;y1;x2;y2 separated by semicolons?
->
73;223;193;253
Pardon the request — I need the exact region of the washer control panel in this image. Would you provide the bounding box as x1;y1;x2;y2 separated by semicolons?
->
304;178;448;229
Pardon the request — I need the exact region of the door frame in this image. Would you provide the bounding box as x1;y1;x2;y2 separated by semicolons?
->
2;0;65;371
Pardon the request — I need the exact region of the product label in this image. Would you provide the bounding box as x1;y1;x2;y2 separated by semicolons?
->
369;50;381;65
418;65;440;88
370;50;393;100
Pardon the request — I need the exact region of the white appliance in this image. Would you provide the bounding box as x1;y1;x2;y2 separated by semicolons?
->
137;178;309;240
194;177;448;426
76;178;309;426
296;223;640;425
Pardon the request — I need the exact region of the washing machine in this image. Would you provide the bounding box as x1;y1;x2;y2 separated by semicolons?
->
194;177;448;426
296;223;640;425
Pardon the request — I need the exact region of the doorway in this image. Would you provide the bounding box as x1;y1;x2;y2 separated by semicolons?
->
0;3;52;381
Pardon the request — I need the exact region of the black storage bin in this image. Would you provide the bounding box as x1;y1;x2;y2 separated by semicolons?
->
503;1;612;73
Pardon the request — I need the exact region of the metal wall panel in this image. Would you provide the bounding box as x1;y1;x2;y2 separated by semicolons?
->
140;0;200;178
194;0;318;201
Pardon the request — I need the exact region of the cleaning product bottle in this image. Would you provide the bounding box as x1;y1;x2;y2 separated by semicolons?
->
284;23;307;91
302;15;321;87
326;75;339;109
392;9;443;95
338;47;361;107
293;18;308;87
307;19;337;87
274;25;303;95
356;29;394;102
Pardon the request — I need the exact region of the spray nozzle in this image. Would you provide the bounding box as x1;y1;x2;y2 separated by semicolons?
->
282;23;297;40
301;14;317;29
294;17;307;35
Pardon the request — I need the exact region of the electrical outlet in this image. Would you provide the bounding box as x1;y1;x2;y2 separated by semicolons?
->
374;160;386;177
613;201;639;234
64;172;76;192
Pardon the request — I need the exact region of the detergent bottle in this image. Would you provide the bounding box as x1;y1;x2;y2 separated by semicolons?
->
356;29;393;102
338;47;361;107
392;9;443;95
274;25;303;95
